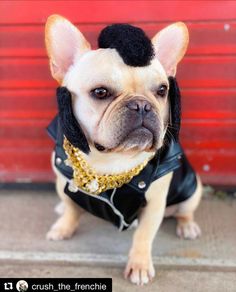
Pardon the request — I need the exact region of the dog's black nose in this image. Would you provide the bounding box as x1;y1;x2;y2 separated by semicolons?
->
126;100;152;113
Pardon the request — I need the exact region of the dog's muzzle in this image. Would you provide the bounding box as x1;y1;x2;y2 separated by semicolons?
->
107;98;160;152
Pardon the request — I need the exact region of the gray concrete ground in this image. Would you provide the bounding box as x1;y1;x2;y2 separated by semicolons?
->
1;262;236;292
0;188;236;291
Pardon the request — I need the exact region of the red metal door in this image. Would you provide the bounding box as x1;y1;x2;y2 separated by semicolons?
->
0;1;236;185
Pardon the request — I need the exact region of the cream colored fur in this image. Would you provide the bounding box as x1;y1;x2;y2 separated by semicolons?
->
45;15;202;286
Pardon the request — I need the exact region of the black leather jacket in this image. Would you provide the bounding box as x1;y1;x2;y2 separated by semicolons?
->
47;116;197;231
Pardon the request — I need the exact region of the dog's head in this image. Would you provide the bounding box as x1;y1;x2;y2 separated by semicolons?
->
45;15;188;157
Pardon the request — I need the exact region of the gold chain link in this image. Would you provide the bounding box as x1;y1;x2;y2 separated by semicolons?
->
63;137;151;195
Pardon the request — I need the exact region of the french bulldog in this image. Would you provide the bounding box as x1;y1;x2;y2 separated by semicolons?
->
45;15;202;285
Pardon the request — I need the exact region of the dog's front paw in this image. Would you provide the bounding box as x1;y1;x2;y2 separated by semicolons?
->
46;227;74;241
124;251;155;285
176;220;201;240
46;219;77;241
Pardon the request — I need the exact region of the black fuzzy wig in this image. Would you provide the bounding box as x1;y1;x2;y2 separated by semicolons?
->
98;23;154;67
57;87;90;154
167;77;181;142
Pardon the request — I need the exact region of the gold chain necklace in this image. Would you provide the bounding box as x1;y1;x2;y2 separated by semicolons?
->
63;137;151;195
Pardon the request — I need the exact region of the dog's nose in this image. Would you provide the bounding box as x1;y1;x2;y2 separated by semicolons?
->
126;100;152;113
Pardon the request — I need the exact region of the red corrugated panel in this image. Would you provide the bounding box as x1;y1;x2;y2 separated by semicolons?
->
0;1;235;23
1;22;236;57
0;0;236;185
1;56;236;89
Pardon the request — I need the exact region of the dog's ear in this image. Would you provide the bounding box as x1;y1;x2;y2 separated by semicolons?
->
45;15;91;83
152;22;189;76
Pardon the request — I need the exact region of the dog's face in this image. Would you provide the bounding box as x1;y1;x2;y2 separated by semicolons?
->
45;15;188;155
65;49;169;153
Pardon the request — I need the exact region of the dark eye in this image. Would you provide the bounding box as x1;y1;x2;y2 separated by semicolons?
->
157;84;168;97
91;87;111;99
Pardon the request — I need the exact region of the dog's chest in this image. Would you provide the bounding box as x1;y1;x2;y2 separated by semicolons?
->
48;116;197;231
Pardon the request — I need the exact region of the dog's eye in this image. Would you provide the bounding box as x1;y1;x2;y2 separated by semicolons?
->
91;87;111;99
157;84;168;98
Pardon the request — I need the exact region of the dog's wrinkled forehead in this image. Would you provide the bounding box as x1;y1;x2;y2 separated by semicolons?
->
98;24;155;67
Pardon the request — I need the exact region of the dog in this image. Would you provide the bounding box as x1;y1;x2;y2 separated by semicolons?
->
45;15;202;285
